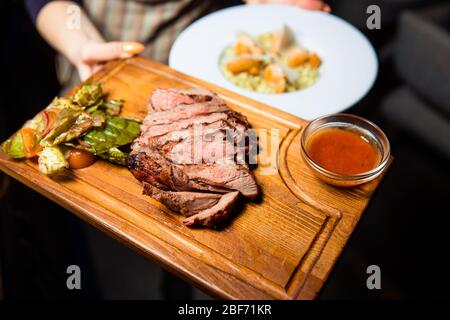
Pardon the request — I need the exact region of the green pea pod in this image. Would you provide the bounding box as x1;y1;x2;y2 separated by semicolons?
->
68;116;141;165
83;117;140;154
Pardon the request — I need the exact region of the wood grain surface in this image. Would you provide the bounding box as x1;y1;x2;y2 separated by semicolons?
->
0;57;391;299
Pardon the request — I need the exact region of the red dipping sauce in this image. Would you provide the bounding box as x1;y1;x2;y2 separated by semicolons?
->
306;128;380;175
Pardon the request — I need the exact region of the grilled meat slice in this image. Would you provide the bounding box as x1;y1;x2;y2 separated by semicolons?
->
143;112;231;138
130;87;259;228
149;88;224;112
143;183;223;216
181;162;259;199
133;119;249;165
129;151;230;193
143;102;229;126
149;120;231;147
129;150;259;199
143;183;239;227
182;191;240;228
159;135;237;165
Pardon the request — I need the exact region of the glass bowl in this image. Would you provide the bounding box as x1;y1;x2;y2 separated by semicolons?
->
300;114;390;187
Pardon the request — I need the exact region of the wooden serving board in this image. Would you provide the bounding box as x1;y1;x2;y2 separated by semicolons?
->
0;57;390;299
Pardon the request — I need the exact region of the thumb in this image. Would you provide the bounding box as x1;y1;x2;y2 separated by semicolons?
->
81;41;145;64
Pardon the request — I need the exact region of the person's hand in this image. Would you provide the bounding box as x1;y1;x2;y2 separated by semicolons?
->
36;2;146;81
246;0;330;12
69;41;145;80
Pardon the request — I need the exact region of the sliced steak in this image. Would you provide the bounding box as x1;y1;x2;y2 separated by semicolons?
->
145;112;230;138
129;151;231;194
182;191;239;228
150;120;230;147
143;102;228;126
179;87;220;99
141;121;248;165
129;150;258;198
143;183;223;216
165;136;251;167
130;87;259;228
135;120;227;150
182;163;259;199
149;88;197;112
143;183;239;227
161;134;236;165
149;87;224;112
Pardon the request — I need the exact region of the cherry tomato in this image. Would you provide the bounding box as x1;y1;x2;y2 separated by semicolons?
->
67;148;97;169
21;128;42;158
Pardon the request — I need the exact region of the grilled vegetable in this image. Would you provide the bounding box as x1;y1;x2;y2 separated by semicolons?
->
40;107;82;147
72;83;103;107
38;146;68;176
2;132;25;159
2;109;54;158
1;83;140;175
77;117;140;165
22;128;42;158
86;99;124;116
98;147;129;166
2;127;43;159
85;99;104;114
51;112;100;146
51;97;81;110
102;99;124;116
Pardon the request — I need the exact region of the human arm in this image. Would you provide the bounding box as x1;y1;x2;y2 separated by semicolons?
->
31;1;144;80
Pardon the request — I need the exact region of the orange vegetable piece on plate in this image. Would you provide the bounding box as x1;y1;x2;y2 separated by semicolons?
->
248;65;260;76
269;33;282;55
268;26;293;56
233;33;263;55
307;53;321;69
227;57;259;74
234;41;252;55
287;48;309;68
264;63;286;93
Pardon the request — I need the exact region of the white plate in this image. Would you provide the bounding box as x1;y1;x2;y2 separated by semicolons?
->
169;4;378;120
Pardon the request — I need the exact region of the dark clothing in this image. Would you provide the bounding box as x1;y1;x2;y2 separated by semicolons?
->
24;0;81;23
